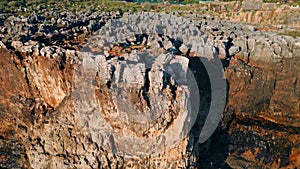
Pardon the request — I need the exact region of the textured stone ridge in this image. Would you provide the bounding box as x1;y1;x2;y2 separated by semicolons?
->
74;51;193;157
0;11;300;168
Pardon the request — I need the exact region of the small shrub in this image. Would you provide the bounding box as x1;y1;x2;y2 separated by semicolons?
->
7;1;19;7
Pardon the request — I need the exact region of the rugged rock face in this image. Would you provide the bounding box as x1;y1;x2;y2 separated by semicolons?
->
199;0;300;30
0;11;299;168
224;37;300;169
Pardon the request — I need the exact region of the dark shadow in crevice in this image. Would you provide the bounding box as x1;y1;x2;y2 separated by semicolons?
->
141;68;151;108
186;57;230;168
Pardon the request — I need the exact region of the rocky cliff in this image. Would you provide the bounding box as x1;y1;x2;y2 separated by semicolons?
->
0;10;299;169
196;0;300;30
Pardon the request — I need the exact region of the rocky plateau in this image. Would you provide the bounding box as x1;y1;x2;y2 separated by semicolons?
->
0;7;300;169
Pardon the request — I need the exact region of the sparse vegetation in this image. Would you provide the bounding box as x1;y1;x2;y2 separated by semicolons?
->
0;0;156;14
263;0;280;3
279;30;300;38
293;0;300;5
0;0;196;14
0;0;207;17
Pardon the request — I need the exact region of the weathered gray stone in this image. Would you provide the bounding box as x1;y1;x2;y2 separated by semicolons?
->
179;43;189;54
0;41;6;49
242;0;262;11
229;46;241;57
11;41;23;49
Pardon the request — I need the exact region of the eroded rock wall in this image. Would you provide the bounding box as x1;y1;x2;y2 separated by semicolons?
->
0;11;299;168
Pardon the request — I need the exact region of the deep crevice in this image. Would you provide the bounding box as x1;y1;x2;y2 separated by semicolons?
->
186;56;230;168
161;71;177;100
141;68;151;108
